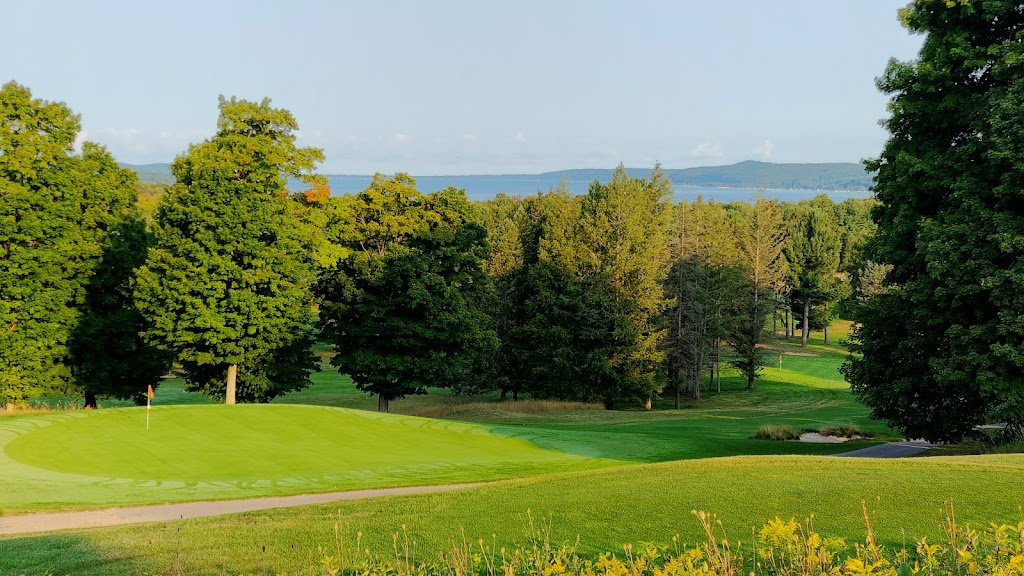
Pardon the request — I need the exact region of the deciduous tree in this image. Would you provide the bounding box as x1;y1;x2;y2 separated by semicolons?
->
135;97;322;404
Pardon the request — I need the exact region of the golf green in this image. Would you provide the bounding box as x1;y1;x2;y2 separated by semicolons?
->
3;404;599;483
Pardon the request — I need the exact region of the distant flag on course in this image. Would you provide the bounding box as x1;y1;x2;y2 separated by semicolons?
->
146;385;154;430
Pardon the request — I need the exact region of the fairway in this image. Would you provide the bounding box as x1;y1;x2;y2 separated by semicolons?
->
5;454;1024;575
0;405;609;512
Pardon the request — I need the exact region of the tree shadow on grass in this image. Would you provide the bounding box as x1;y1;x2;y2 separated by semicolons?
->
0;532;148;576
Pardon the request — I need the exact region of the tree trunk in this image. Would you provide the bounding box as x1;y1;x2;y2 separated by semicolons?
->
83;391;98;409
801;299;810;348
644;397;652;411
4;402;12;414
673;368;681;410
603;397;614;410
500;388;508;401
747;374;755;390
785;308;791;338
225;364;237;405
824;325;830;345
716;343;721;393
378;395;389;413
773;311;777;335
512;387;519;401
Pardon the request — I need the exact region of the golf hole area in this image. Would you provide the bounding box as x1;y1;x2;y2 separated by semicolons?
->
3;404;573;483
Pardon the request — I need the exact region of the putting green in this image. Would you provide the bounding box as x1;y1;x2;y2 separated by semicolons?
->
1;405;606;501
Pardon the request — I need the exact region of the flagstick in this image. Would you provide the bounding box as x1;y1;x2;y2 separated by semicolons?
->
146;396;151;431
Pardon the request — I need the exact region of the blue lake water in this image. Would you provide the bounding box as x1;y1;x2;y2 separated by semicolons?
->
315;175;872;204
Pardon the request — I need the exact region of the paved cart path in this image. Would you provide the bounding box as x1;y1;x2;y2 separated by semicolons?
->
834;440;932;458
0;482;483;537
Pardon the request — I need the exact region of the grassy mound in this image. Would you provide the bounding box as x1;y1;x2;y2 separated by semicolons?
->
0;405;608;512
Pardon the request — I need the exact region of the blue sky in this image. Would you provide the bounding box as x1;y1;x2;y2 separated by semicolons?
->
5;1;922;175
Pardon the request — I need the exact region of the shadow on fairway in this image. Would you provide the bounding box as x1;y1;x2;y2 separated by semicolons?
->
0;533;149;575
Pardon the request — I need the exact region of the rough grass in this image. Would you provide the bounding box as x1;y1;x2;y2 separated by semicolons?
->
818;424;871;438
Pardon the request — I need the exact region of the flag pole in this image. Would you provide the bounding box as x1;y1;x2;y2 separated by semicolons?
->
146;384;154;430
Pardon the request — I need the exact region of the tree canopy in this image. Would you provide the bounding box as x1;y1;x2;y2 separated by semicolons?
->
318;175;497;412
844;0;1024;442
134;96;323;404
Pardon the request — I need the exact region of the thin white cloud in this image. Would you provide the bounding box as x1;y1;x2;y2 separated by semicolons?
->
755;139;775;160
689;141;724;159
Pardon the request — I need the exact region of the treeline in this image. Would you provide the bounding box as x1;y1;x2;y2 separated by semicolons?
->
471;177;875;408
0;82;877;412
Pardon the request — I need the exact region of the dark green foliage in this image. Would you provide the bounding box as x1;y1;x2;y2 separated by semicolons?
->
785;206;842;347
510;167;670;408
844;0;1024;442
320;176;497;412
1;82;156;408
68;218;173;405
135;96;322;403
0;82;83;406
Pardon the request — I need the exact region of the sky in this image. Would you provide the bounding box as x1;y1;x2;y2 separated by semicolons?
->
4;1;923;175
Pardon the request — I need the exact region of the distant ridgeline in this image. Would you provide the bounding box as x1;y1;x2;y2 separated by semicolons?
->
119;160;874;203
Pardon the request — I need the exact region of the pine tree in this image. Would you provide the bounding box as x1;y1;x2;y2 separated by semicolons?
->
729;194;787;389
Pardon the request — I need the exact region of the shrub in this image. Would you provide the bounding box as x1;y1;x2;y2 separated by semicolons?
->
753;424;800;440
818;424;873;438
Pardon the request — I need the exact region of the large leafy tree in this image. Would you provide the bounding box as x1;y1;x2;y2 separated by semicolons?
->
0;82;82;409
320;175;496;412
1;82;164;410
135;97;323;404
845;0;1024;441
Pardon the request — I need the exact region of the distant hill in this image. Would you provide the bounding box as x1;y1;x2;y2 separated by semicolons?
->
121;163;174;184
120;160;873;193
668;161;871;190
543;161;871;191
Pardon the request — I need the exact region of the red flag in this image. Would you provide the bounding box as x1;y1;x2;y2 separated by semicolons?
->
147;384;154;399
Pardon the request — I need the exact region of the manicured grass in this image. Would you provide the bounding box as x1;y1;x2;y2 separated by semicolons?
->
3;454;1023;575
0;405;608;513
0;320;893;514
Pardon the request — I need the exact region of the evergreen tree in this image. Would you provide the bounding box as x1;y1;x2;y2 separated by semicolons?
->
729;194;787;389
135;97;322;404
845;0;1024;441
785;207;841;347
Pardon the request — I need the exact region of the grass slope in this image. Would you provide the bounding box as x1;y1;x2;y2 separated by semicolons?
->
3;454;1023;575
0;405;607;513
